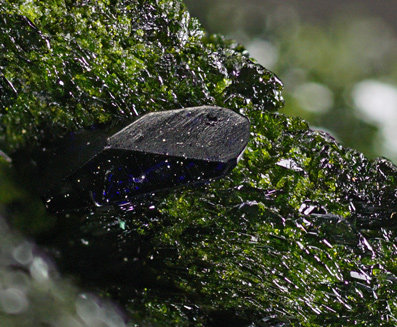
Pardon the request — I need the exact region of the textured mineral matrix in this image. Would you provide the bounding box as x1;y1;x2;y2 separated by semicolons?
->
0;0;396;327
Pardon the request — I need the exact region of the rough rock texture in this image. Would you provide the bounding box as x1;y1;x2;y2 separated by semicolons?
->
0;0;396;327
0;0;282;152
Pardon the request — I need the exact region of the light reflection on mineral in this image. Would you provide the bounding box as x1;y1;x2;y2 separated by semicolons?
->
5;271;30;293
12;241;33;266
293;82;334;113
276;158;303;172
119;203;134;211
246;38;279;69
75;293;126;327
299;203;317;215
57;315;84;327
0;149;12;163
352;80;397;161
81;239;90;246
76;294;99;324
118;219;126;230
0;288;29;314
29;257;50;282
350;271;371;282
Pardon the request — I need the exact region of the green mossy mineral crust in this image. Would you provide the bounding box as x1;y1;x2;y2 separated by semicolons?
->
0;0;282;151
0;1;396;326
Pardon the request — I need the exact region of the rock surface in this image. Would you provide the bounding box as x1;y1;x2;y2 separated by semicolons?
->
0;1;396;326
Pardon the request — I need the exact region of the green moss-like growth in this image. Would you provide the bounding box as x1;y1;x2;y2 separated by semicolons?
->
0;0;282;151
0;1;396;326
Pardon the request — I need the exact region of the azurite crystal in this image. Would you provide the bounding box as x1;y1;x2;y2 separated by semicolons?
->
0;1;396;327
45;106;250;211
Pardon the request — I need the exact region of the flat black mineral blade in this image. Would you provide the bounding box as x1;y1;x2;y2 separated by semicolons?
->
45;106;250;212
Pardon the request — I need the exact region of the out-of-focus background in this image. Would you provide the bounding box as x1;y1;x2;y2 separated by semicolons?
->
185;0;397;163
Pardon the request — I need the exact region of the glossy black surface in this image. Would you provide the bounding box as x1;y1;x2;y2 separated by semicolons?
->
44;106;250;212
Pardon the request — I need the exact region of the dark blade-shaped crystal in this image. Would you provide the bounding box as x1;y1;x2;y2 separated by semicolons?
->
45;106;250;211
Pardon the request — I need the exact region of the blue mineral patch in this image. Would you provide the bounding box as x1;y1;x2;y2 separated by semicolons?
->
44;106;250;212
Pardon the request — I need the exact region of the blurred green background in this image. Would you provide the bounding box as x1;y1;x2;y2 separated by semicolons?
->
185;0;397;164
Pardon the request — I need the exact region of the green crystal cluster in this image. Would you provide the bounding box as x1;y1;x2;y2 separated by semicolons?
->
0;1;395;326
0;0;282;151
